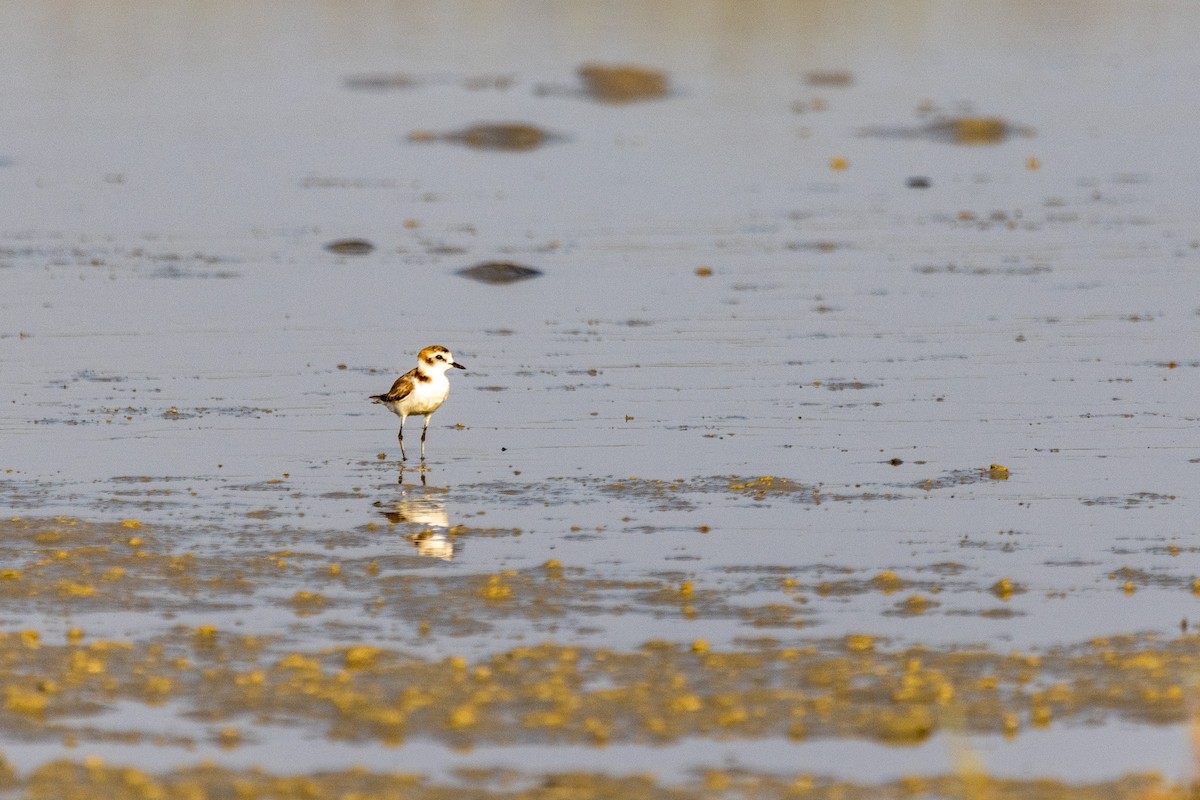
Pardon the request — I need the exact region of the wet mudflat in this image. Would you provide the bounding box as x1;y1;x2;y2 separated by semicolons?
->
2;1;1200;797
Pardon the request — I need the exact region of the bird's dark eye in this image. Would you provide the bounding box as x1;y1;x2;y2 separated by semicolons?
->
435;354;444;360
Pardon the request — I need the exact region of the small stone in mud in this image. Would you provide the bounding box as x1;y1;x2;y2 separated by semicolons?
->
906;176;931;189
325;239;375;255
578;64;669;103
457;261;542;285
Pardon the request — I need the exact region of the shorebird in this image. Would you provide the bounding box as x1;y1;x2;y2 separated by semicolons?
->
369;345;465;460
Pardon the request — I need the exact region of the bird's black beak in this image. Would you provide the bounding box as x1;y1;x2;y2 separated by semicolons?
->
452;362;466;370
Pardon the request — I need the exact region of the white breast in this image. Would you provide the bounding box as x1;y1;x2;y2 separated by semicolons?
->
402;373;450;415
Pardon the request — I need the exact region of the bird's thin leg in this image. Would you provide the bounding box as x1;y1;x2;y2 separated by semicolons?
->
420;415;431;460
398;416;407;461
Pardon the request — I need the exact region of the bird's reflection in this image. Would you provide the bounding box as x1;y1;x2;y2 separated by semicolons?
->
408;530;454;560
374;468;456;560
398;464;428;487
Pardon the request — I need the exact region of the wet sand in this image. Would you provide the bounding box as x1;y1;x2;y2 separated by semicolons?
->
2;1;1200;795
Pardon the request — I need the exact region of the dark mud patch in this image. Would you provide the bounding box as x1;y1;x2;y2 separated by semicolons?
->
72;371;127;384
1082;492;1177;509
576;64;670;103
301;175;400;189
343;72;419;91
915;262;1052;277
819;380;878;392
457;261;542;285
344;72;514;92
147;264;241;280
912;466;1011;492
410;124;559;152
858;116;1034;145
786;240;843;252
325;239;376;256
804;70;854;88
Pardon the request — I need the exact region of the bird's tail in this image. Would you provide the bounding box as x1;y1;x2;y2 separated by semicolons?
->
369;394;386;403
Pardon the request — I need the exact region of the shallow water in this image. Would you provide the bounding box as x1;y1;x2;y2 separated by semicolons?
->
2;1;1200;795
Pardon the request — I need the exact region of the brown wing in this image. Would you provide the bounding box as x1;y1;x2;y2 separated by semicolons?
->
377;370;416;402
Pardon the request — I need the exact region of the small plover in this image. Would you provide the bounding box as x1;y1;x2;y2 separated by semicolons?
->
370;345;465;461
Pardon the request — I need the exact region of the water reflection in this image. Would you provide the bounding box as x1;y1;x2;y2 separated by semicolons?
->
374;474;455;560
407;530;454;561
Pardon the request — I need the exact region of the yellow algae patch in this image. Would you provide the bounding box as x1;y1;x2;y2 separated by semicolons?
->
703;771;731;792
940;117;1011;145
729;475;776;492
991;578;1015;600
876;706;933;744
870;572;903;594
4;687;48;715
479;575;513;602
447;704;477;729
899;595;936;615
20;631;40;649
57;581;95;598
120;519;141;529
0;570;20;581
344;646;381;669
234;671;264;687
846;635;875;652
288;591;326;614
278;654;322;672
70;651;106;675
671;694;703;713
986;464;1010;480
830;156;849;171
726;475;808;501
1125;652;1164;672
11;759;1176;800
582;717;610;744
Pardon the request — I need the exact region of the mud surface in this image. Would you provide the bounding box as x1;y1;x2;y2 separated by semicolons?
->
2;1;1200;796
